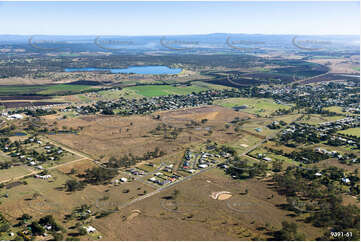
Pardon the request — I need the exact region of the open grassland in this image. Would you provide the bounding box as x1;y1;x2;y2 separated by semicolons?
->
338;127;360;137
0;168;155;230
249;147;297;165
214;98;292;117
191;81;231;90
0;166;32;183
225;133;262;154
125;84;208;97
0;84;96;96
298;114;346;125
324;106;346;115
92;168;323;241
42;106;252;161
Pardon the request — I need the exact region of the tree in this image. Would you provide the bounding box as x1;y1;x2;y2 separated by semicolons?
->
78;227;87;236
51;232;64;241
276;221;305;241
19;213;32;221
65;179;85;192
30;222;45;235
83;167;118;184
272;160;283;172
201;119;208;124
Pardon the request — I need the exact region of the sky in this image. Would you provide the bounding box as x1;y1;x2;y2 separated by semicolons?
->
0;1;359;35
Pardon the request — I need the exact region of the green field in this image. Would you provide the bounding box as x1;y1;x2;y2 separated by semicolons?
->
338;127;360;137
125;84;208;97
299;114;345;125
324;106;348;115
215;97;292;117
0;84;96;96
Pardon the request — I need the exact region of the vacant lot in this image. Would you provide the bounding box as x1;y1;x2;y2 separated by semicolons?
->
215;97;292;117
0;166;32;183
0;168;154;226
92;168;323;240
0;84;97;96
298;114;345;125
43;106;252;161
338;127;360;137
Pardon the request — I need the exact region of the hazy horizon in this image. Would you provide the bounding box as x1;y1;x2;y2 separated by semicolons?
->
0;1;359;36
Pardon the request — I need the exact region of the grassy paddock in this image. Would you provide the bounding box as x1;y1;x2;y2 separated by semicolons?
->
338;127;360;137
215;97;291;117
0;84;96;96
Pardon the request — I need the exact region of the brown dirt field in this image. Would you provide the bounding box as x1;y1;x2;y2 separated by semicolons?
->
92;168;324;241
160;105;252;123
0;77;58;86
55;158;96;174
309;58;360;74
0;169;154;225
43;106;252;161
316;158;359;172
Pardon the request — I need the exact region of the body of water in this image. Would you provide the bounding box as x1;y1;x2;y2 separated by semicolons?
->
12;132;27;136
65;66;182;75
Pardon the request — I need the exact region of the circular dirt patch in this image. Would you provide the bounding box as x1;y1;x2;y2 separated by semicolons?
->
218;193;232;200
211;191;232;200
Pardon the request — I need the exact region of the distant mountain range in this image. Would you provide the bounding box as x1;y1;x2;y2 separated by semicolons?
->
0;33;358;53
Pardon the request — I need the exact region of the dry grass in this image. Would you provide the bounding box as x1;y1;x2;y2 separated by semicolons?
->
43;106;252;161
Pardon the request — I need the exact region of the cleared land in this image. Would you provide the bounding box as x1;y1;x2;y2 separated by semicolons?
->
0;84;97;96
91;168;323;241
338;127;360;137
42;106;253;160
214;97;291;117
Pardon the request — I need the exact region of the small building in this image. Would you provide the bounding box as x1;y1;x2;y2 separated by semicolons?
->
8;114;24;120
120;177;128;182
35;174;52;180
263;157;272;162
148;177;157;182
187;169;196;174
84;225;96;234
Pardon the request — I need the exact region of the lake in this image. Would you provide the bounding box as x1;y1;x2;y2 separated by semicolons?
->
65;66;182;75
12;132;27;136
